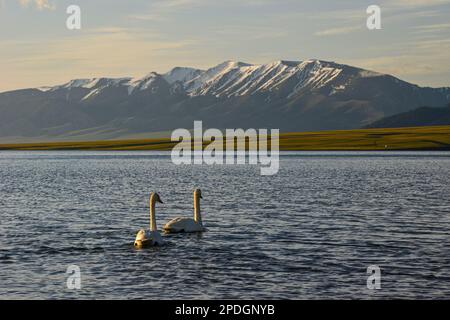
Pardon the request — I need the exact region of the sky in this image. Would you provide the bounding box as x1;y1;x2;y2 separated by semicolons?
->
0;0;449;92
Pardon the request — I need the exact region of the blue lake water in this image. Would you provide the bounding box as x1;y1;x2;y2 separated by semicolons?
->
0;151;450;299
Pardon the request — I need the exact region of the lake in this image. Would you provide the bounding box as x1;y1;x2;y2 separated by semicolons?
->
0;151;450;299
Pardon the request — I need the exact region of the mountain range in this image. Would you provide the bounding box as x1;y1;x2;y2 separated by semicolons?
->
1;59;449;142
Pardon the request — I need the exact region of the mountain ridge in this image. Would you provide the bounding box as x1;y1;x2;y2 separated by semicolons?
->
1;59;449;142
31;59;389;98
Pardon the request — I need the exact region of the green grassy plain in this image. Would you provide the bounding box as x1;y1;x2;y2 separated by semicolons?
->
1;126;449;151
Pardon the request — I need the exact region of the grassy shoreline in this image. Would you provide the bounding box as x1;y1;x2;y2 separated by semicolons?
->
1;125;449;151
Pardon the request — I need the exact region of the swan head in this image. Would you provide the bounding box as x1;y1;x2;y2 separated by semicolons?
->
151;192;164;203
194;188;203;199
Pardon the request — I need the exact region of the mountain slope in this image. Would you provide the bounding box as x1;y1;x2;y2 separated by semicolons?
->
0;59;449;142
365;105;450;128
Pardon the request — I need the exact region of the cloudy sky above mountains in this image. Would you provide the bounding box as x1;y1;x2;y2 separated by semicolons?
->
0;0;449;92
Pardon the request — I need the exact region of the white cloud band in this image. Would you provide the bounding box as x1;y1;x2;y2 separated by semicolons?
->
19;0;55;10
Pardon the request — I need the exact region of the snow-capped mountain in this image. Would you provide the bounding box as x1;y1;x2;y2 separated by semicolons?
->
162;67;203;86
174;60;348;97
46;59;382;100
1;59;449;142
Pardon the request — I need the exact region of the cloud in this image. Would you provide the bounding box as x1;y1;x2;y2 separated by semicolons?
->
315;26;362;37
149;0;204;10
149;0;272;10
388;0;450;8
19;0;55;10
412;23;450;33
127;0;206;22
128;13;167;22
345;36;450;85
129;0;279;21
213;25;287;40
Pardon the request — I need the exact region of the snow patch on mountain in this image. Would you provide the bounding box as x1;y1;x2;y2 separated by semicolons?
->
53;79;93;90
78;78;131;100
127;72;160;95
163;67;203;84
179;61;250;94
37;86;53;92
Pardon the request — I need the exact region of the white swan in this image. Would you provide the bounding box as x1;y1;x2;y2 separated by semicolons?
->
134;192;165;247
163;189;205;233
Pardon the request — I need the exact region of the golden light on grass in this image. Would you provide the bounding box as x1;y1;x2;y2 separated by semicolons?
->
0;126;449;151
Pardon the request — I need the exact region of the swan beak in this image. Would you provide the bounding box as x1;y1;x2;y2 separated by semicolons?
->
158;199;164;204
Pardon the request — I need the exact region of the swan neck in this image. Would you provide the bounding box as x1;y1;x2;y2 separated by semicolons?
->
150;194;157;231
194;194;202;224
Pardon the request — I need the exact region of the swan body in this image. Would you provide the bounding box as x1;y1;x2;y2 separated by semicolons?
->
134;229;164;247
164;189;205;233
163;217;205;233
134;192;165;248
